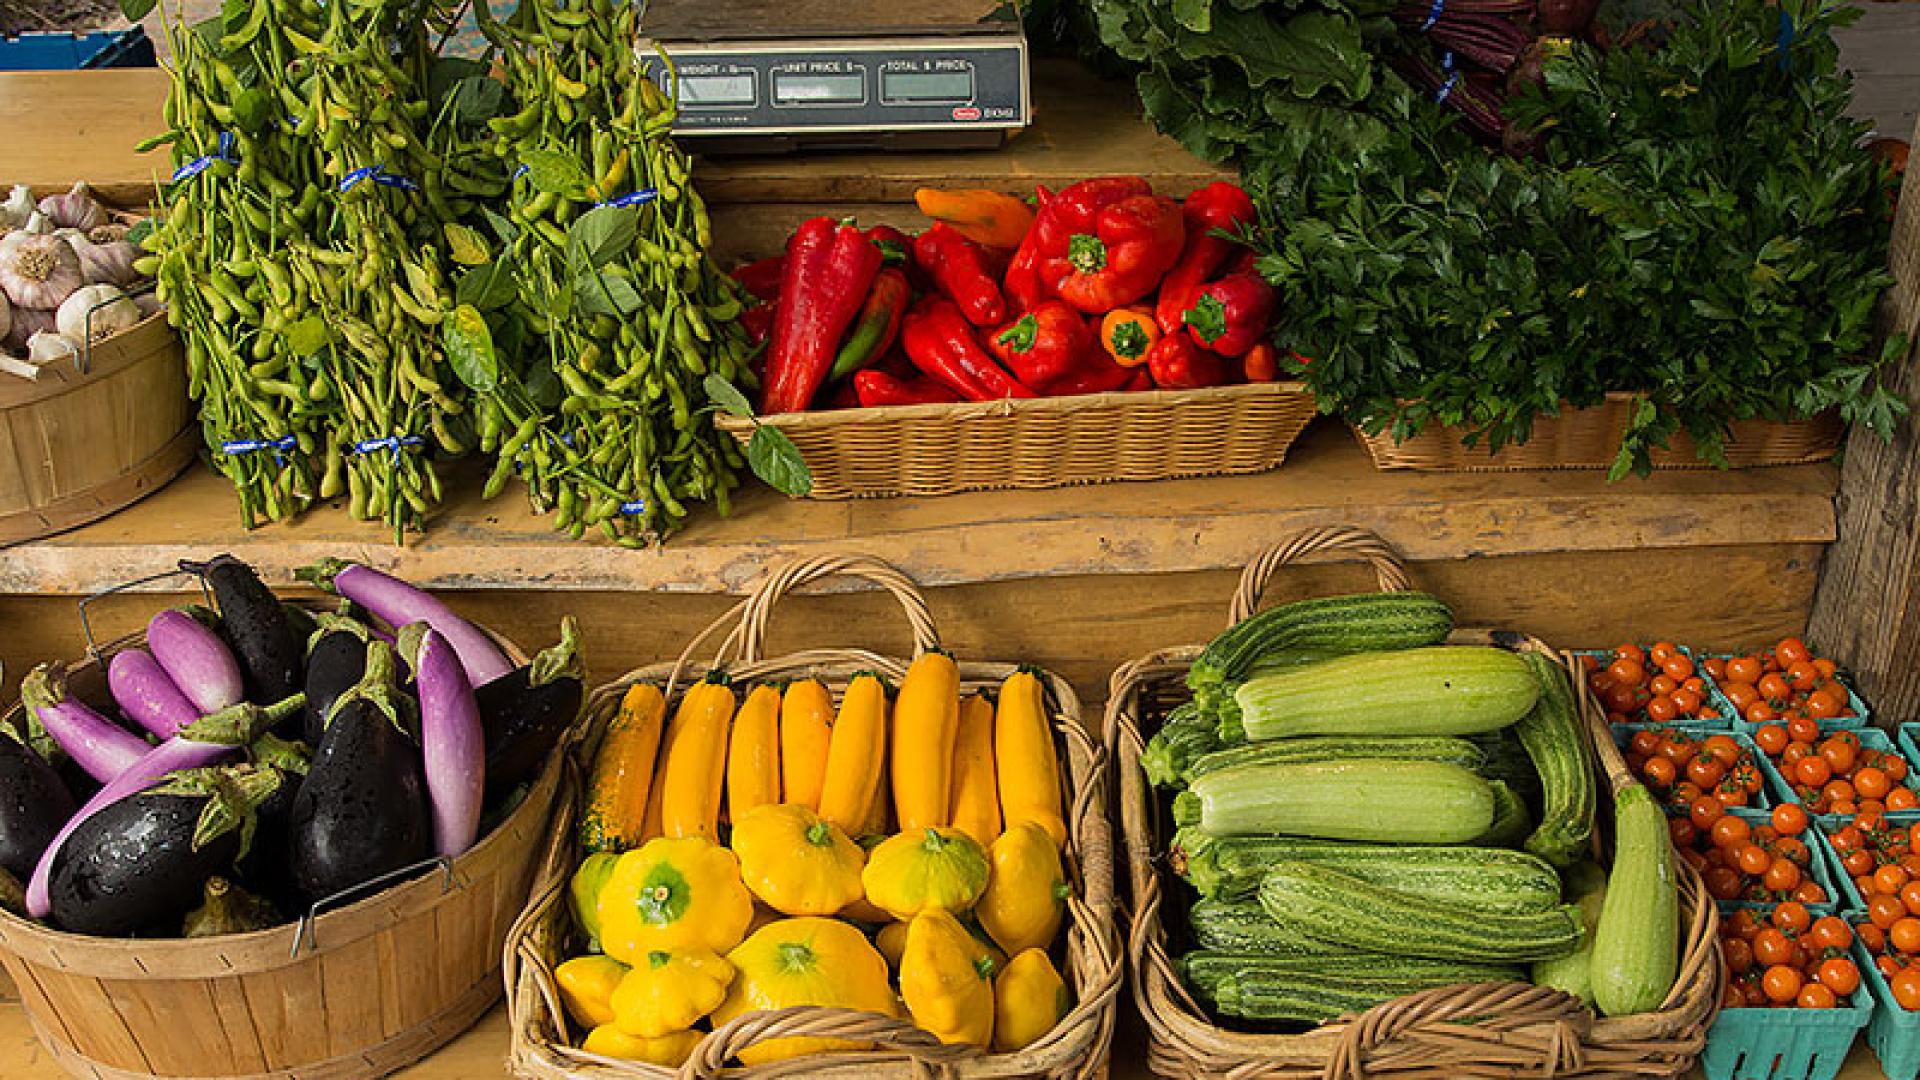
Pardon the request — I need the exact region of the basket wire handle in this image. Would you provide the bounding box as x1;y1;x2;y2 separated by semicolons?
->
77;566;214;661
289;854;455;957
1226;525;1413;627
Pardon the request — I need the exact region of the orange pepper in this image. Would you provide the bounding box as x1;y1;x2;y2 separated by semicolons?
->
1099;306;1161;367
913;188;1037;251
1242;342;1280;382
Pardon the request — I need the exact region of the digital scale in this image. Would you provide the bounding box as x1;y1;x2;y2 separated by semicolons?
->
637;0;1031;154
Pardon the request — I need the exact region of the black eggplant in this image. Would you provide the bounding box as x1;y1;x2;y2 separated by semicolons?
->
303;616;371;747
0;735;75;880
188;555;304;709
48;791;243;937
289;642;431;903
478;618;583;802
234;736;310;913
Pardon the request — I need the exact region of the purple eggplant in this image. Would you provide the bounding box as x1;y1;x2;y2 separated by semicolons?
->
303;615;371;747
299;559;513;686
25;695;303;919
0;735;75;880
185;555;304;707
108;649;200;739
401;626;485;857
148;608;245;715
21;663;153;783
478;618;583;802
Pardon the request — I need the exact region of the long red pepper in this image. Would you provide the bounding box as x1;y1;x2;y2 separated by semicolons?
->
1156;182;1257;333
828;268;911;381
854;370;963;407
914;222;1007;327
761;217;884;414
901;297;1038;402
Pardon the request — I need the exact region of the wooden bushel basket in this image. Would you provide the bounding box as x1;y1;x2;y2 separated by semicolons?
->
1105;526;1724;1079
0;310;198;547
504;554;1123;1080
0;605;562;1080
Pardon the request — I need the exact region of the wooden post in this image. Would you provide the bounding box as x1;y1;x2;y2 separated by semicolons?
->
1808;116;1920;718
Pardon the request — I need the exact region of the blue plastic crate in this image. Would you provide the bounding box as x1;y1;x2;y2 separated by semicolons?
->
1612;723;1774;810
1860;936;1920;1080
1759;726;1912;810
1703;970;1872;1080
0;28;156;71
1694;651;1872;732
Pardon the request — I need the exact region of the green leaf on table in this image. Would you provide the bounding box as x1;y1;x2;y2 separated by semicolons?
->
747;426;812;496
522;150;588;196
442;304;499;393
448;76;506;129
574;272;644;317
457;260;517;311
567;205;638;271
120;0;157;21
125;218;154;246
480;208;520;246
703;374;754;418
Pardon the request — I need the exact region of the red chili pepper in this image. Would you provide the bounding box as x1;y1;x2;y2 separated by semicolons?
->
1241;342;1281;382
1145;331;1228;390
987;301;1094;390
739;302;776;347
853;369;964;407
1042;352;1134;397
1005;177;1153;312
1051;194;1186;315
1123;368;1154;392
901;297;1039;402
828;268;911;382
762;217;885;414
1182;271;1277;358
822;381;861;409
913;223;1006;328
864;225;915;267
730;256;785;304
1155;182;1257;333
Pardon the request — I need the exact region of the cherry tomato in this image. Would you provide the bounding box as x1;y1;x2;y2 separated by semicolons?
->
1688;755;1726;789
1805;690;1844;720
1747;701;1779;726
1811;916;1854;951
1630;729;1663;756
1893;917;1920;954
1713;816;1753;851
1813;657;1838;679
1738;844;1775;876
1754;724;1789;755
1704;866;1743;902
1763;965;1805;1004
1772;804;1809;836
1876;864;1912;896
1798;983;1840;1009
1727;656;1764;685
1819;957;1862;998
1894;968;1920;1011
1704;657;1728;679
1671;688;1703;715
1647;696;1680;724
1795;881;1829;904
1724;935;1755;974
1787;661;1820;692
1846;850;1878;877
1663;654;1696;681
1873;894;1909;930
1889;787;1919;812
1607;658;1647;686
1773;901;1813;935
1788;716;1821;745
1669;817;1698;848
1643;756;1677;790
1754;929;1796;967
1691;797;1727;831
1859;768;1893;801
1605;683;1641;715
1704;735;1742;766
1614;644;1647;665
1796;755;1834;788
1765;858;1803;892
1820;737;1859;775
1650;674;1679;698
1775;837;1812;867
1859;921;1887;953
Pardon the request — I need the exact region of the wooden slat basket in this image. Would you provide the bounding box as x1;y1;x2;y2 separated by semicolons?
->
504;554;1123;1079
716;382;1318;499
0;602;562;1080
1352;394;1843;472
1105;525;1725;1079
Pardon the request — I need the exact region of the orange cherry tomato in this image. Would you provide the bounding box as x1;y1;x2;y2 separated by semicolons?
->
1727;656;1764;685
1643;756;1677;790
1889;787;1919;812
1876;864;1912;896
1786;661;1820;692
1858;768;1893;801
1606;658;1647;686
1650;674;1679;698
1691;797;1727;831
1805;690;1844;720
1799;983;1840;1009
1763;965;1805;1004
1788;715;1821;745
1688;755;1726;789
1820;737;1859;775
1796;755;1834;788
1873;894;1910;930
1724;935;1755;974
1663;653;1695;681
1773;901;1813;934
1713;815;1753;851
1813;658;1838;679
1859;921;1887;953
1819;958;1862;998
1776;638;1812;665
1704;866;1744;902
1748;701;1780;726
1764;858;1803;893
1772;803;1809;836
1811;916;1854;951
1795;881;1829;904
1895;969;1920;1011
1754;929;1796;967
1630;729;1663;756
1892;917;1920;954
1775;837;1812;867
1705;735;1742;766
1669;817;1699;848
1754;724;1789;755
1738;844;1775;876
1704;657;1729;679
1824;780;1858;807
1646;696;1680;724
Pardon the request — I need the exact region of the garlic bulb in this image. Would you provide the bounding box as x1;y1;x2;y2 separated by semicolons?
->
0;185;30;230
22;211;51;235
38;182;106;232
88;222;130;245
56;284;140;345
27;330;76;366
0;232;83;309
2;304;52;353
67;232;141;287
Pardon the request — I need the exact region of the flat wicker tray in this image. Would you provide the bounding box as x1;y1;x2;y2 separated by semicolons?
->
1104;525;1724;1079
717;382;1318;499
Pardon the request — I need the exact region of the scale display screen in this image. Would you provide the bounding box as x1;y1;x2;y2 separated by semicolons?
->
880;70;972;104
773;72;866;105
680;74;756;107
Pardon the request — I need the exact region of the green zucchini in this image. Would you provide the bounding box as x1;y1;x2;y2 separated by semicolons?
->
1244;647;1346;679
1175;834;1562;913
1466;727;1544;814
1222;646;1540;742
1187;899;1350;956
1472;780;1534;848
1180;734;1486;785
1206;969;1511;1024
1141;704;1222;788
1173;759;1495;843
1591;786;1677;1017
1532;861;1607;1009
1515;653;1596;868
1188;592;1455;705
1178;950;1524;1003
1257;861;1584;963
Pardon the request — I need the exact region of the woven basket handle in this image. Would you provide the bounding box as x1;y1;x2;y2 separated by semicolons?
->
1227;525;1413;626
1324;981;1593;1080
676;1006;977;1080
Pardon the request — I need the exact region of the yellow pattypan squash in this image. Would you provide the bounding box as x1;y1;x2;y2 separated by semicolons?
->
610;949;735;1038
862;827;990;921
976;823;1070;957
875;920;909;971
598;836;754;964
582;1025;702;1066
731;803;867;916
711;917;899;1065
900;908;997;1048
555;955;629;1029
569;852;620;952
993;948;1070;1052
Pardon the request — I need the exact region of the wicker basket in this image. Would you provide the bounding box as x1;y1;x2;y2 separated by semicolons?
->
1351;394;1844;471
0;605;561;1080
1105;525;1725;1079
504;554;1123;1079
715;382;1318;499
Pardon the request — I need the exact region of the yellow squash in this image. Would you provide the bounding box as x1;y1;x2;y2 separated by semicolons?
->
779;679;835;810
598;836;754;963
726;684;783;823
712;917;899;1065
976;823;1069;957
993;948;1070;1052
610;949;735;1038
900;909;996;1048
995;671;1066;846
731;803;867;916
579;684;666;855
657;676;737;842
862;827;991;921
890;651;961;832
816;673;889;834
948;693;1001;849
555;955;629;1029
581;1026;702;1066
568;852;620;953
875;920;910;971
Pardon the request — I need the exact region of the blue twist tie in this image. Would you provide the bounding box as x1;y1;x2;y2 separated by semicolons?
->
1776;9;1795;71
1420;0;1446;32
512;164;531;180
1441;50;1456;71
172;131;238;183
339;164;420;194
1434;72;1460;104
595;188;660;210
618;499;647;516
220;434;297;464
350;434;426;464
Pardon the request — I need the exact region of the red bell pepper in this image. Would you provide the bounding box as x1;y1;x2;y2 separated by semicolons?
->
761;217;885;414
1043;352;1134;397
1145;331;1228;390
1123;368;1154;392
1052;194;1186;314
1004;177;1153;312
730;256;785;304
864;225;914;267
901;297;1038;402
987;301;1094;390
913;223;1006;328
1155;181;1257;333
1182;271;1277;359
829;268;911;382
853;370;963;407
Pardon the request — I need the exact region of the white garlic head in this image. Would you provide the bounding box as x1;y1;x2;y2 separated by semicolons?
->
0;185;31;230
0;232;83;310
27;330;77;366
56;284;140;345
38;182;106;232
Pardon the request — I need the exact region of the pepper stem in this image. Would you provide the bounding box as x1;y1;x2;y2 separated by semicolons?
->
995;314;1039;353
1067;233;1108;274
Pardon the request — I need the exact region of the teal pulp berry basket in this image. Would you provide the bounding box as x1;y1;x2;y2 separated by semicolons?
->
1580;646;1735;726
1897;725;1920;780
1758;725;1912;810
1709;807;1851;914
1694;651;1872;733
1820;809;1920;912
1703;934;1873;1080
1612;722;1775;809
1860;937;1920;1080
